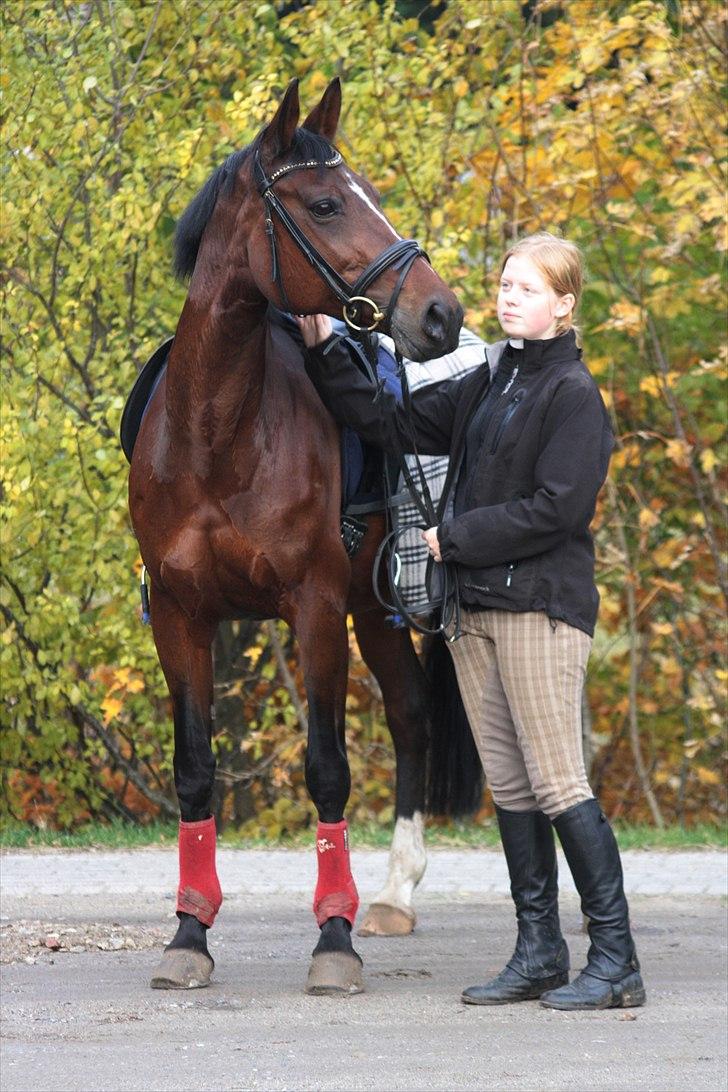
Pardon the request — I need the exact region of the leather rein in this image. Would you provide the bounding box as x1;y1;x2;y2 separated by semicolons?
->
253;149;427;333
254;147;460;639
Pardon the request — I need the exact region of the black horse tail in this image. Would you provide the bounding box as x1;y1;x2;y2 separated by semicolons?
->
424;632;484;817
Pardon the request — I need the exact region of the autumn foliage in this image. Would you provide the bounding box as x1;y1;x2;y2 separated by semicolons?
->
2;0;725;831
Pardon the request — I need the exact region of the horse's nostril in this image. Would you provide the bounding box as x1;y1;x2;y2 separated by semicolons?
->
424;300;461;351
424;300;448;342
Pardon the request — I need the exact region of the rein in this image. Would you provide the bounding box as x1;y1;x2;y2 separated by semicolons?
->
254;147;460;639
371;357;462;641
254;149;427;333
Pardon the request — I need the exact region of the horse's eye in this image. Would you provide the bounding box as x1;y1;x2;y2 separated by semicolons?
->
309;199;338;219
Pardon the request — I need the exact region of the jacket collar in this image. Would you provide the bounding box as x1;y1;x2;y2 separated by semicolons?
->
502;329;580;371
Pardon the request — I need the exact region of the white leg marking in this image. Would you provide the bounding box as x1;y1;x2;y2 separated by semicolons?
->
371;812;426;912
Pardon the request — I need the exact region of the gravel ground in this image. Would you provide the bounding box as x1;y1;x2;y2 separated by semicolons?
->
1;919;168;963
1;849;726;1092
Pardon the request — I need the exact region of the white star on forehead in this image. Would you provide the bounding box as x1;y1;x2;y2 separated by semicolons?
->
345;173;401;237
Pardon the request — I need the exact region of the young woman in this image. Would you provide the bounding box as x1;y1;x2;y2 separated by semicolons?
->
296;233;645;1011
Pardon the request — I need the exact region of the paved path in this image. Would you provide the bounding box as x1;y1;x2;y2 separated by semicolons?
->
2;849;726;1092
2;846;726;898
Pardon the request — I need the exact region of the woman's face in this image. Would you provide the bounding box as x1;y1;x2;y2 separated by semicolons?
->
497;254;573;341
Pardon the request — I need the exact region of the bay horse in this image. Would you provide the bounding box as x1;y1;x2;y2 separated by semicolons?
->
128;77;467;995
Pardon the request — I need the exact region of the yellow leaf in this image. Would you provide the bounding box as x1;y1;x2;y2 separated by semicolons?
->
112;667;132;690
700;448;718;473
665;439;692;467
602;300;642;334
651;622;673;635
453;78;469;99
639;508;659;530
695;766;721;786
101;695;123;725
588;356;609;377
640;375;661;398
652;540;682;568
660;656;681;676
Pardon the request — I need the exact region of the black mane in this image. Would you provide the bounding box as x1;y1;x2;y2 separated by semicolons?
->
173;128;339;280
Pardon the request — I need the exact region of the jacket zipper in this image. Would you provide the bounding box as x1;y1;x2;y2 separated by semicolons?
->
435;363;492;522
506;562;517;587
490;389;525;454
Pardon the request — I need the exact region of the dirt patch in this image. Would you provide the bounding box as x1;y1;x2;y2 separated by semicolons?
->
0;920;167;964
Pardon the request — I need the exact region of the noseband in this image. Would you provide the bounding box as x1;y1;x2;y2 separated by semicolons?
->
254;149;428;332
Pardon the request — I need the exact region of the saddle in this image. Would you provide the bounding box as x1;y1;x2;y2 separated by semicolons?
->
119;337;173;464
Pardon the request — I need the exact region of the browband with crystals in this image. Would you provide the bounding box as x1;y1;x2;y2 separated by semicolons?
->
263;152;343;190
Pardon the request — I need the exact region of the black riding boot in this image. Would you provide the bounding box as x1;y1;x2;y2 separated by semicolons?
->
540;799;646;1010
462;807;569;1005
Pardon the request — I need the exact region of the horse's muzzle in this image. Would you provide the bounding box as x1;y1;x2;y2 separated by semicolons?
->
423;298;463;355
392;297;464;362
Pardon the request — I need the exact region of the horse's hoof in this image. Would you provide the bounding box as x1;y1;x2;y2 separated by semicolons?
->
357;903;416;937
150;948;213;990
305;952;364;995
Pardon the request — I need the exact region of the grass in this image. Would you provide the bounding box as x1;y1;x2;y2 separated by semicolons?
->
1;818;725;851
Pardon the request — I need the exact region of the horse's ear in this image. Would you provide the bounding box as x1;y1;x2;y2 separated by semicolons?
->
260;79;301;158
301;77;342;144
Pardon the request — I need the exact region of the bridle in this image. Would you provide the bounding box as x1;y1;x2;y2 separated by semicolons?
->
254;146;461;640
254;148;428;332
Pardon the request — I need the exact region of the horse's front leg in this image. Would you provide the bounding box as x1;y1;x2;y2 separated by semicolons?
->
290;587;363;996
353;610;428;937
147;588;220;990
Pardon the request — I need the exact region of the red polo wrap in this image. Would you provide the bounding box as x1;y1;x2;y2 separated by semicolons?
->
176;817;223;927
313;819;359;927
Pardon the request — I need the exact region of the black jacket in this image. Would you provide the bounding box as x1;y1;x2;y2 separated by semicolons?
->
304;329;613;636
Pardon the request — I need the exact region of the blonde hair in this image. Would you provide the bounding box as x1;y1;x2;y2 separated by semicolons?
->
501;233;584;343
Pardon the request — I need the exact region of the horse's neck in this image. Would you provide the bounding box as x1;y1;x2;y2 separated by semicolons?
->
164;283;269;457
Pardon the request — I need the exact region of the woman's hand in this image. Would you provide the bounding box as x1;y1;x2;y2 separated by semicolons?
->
294;313;333;348
422;526;442;563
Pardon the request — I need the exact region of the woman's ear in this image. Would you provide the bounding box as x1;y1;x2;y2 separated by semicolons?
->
554;293;576;318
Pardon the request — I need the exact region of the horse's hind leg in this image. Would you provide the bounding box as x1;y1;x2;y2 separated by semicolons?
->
353;611;428;937
290;589;364;996
147;588;219;990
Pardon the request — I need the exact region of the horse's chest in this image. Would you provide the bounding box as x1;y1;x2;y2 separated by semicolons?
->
157;520;282;620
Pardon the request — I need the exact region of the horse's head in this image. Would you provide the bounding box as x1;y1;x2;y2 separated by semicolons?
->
177;80;463;362
252;79;462;360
